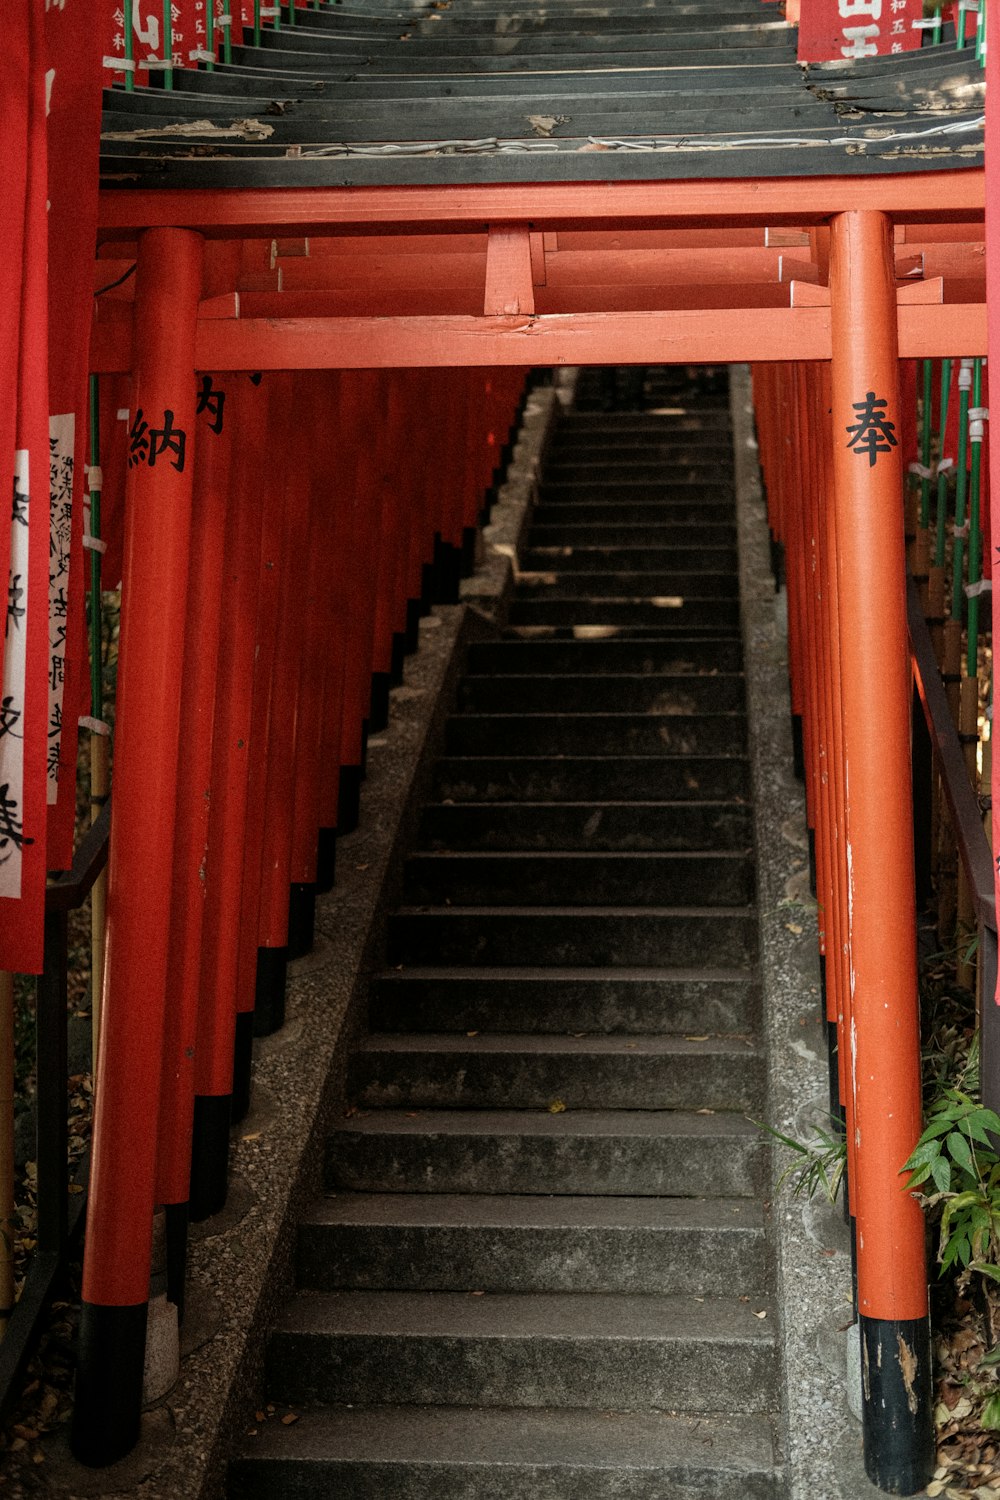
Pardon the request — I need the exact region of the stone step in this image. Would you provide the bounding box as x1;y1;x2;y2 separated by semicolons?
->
418;800;752;852
467;638;744;675
296;1193;767;1294
457;673;745;714
349;1032;763;1111
434;755;750;803
507;599;740;632
527;523;736;549
516;571;739;601
387;905;756;968
532;498;734;522
402;850;753;907
541;463;735;485
548;434;736;454
444;713;746;758
228;1406;780;1500
265;1291;777;1412
558;415;732;435
370;966;759;1036
326;1109;765;1198
521;545;740;573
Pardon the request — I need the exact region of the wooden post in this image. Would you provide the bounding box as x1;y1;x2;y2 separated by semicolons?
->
828;209;932;1496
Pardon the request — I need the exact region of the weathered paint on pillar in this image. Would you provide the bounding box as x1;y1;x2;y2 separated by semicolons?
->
828;208;932;1495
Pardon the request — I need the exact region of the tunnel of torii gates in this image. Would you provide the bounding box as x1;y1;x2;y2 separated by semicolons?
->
63;162;995;1482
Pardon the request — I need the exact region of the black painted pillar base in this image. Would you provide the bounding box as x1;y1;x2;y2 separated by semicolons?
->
360;718;370;771
420;557;437;614
405;597;422;653
287;882;316;962
338;764;362;834
253;945;287;1037
316;826;337;893
791;713;805;781
860;1314;934;1495
71;1301;147;1466
164;1201;189;1323
189;1093;232;1221
369;672;391;733
231;1009;254;1124
390;630;406;686
434;537;461;604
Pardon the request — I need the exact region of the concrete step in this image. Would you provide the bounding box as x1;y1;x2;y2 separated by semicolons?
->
521;545;740;573
434;755;750;803
457;673;745;714
265;1291;777;1412
467;638;744;675
444;713;746;758
516;572;739;601
532;499;734;522
326;1109;765;1197
527;523;735;549
401;850;753;907
507;600;740;632
387;905;756;968
296;1192;767;1295
349;1032;763;1111
229;1405;780;1500
370;966;759;1036
418;801;752;852
541;464;735;485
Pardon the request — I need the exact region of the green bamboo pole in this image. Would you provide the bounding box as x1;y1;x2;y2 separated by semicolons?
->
932;6;943;43
957;0;967;46
965;358;986;679
206;0;215;70
254;0;261;48
223;0;232;63
977;0;987;63
934;357;952;568
951;360;973;620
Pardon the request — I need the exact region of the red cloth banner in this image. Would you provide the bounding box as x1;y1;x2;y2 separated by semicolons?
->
797;0;924;62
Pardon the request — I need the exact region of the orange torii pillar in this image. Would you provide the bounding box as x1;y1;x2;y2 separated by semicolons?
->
72;227;204;1466
828;209;932;1495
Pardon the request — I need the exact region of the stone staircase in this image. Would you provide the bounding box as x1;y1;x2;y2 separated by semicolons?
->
229;367;780;1498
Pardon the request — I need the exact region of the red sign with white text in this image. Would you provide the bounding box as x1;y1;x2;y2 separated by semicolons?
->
797;0;924;62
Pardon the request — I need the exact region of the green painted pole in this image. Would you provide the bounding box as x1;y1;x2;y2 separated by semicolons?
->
935;357;952;568
966;359;985;679
125;3;135;91
254;0;261;48
223;0;232;63
919;359;933;528
163;0;174;87
206;0;215;69
951;360;973;621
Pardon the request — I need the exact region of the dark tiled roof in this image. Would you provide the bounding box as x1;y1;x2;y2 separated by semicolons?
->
100;0;985;187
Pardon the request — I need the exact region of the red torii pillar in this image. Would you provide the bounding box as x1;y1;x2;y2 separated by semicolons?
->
828;209;932;1495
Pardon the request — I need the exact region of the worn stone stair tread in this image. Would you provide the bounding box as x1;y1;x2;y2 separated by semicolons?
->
229;1404;780;1497
468;639;744;672
353;1033;757;1058
393;902;754;917
296;1192;767;1295
378;963;754;983
275;1289;776;1343
433;755;751;803
418;801;752;852
330;1107;759;1140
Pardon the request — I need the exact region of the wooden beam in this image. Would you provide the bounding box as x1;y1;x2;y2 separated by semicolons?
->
88;300;987;374
483;226;535;315
97;171;985;240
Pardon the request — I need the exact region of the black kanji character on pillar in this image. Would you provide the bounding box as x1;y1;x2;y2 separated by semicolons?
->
0;697;22;740
148;410;187;472
0;783;33;865
846;392;898;468
196;375;226;435
11;482;27;528
6;575;25;639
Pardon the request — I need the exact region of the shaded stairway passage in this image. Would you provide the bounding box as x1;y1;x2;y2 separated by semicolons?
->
230;368;778;1497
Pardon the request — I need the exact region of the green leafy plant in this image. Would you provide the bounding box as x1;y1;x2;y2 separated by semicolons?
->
902;1087;1000;1284
758;1118;847;1206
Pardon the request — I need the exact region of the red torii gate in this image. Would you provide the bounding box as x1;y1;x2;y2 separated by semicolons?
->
77;163;987;1494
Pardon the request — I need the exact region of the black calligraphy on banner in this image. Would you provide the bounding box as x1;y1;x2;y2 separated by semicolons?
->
0;454;31;898
47;414;74;799
846;392;898;468
128;407;187;473
196;375;226;435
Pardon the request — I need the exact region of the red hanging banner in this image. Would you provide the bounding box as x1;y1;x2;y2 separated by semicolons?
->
797;0;924;62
